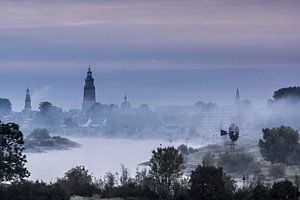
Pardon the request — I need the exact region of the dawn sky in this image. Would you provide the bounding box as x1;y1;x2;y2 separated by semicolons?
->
0;0;300;70
0;0;299;111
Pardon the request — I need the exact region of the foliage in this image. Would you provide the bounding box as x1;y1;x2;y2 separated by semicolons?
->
39;101;53;113
57;166;98;197
189;165;236;200
0;122;29;181
0;181;70;200
259;126;300;165
149;146;184;199
273;86;300;101
37;101;63;130
218;152;260;175
234;179;300;200
270;180;299;200
0;98;12;115
27;128;51;140
120;164;130;186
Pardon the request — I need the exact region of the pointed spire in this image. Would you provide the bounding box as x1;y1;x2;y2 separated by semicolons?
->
87;65;93;78
124;94;127;101
235;87;241;106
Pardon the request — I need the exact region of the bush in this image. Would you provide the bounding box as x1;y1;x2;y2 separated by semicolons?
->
189;165;236;200
57;166;99;197
0;181;70;200
218;152;260;175
27;128;51;140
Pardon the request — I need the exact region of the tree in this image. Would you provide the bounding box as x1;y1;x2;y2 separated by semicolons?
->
120;164;130;186
259;126;300;165
57;166;95;196
273;86;300;101
0;122;30;182
39;101;53;113
37;101;63;129
270;180;299;200
149;146;184;199
27;128;51;140
189;165;236;200
0;98;12;115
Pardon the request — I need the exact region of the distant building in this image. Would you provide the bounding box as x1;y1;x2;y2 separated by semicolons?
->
121;95;131;112
82;67;96;112
23;88;31;112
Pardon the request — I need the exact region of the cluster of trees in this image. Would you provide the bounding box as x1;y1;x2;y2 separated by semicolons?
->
259;126;300;165
36;101;63;130
24;128;80;151
273;87;300;101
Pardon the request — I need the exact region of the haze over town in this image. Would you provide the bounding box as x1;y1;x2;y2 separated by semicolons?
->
1;1;300;200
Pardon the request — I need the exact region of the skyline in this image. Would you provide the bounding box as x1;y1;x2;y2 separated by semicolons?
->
1;68;299;112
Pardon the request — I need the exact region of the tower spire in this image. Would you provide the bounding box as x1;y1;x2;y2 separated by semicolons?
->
235;87;241;106
82;66;96;112
24;87;31;112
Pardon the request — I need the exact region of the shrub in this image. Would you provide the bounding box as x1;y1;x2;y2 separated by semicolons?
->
218;152;260;175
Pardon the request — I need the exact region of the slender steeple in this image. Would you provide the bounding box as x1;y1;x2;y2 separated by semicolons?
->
82;67;96;112
121;94;131;112
235;87;241;106
24;88;31;112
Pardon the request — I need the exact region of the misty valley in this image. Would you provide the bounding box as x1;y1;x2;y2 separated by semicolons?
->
1;69;300;199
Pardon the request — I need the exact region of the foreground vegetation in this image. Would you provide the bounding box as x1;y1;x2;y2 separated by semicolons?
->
1;121;300;199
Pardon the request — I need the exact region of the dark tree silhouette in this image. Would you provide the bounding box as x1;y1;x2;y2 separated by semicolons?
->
273;86;300;100
39;101;53;113
57;166;95;196
259;126;300;165
189;165;236;200
37;101;63;130
0;98;12;115
149;146;184;199
27;128;51;140
270;180;299;200
0;122;30;181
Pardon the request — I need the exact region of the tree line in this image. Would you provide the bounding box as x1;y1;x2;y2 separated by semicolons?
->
1;121;300;199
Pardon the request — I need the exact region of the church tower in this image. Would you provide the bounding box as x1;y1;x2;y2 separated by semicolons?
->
82;67;96;112
121;94;131;112
24;88;31;112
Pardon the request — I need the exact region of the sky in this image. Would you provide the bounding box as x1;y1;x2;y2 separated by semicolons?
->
0;0;299;111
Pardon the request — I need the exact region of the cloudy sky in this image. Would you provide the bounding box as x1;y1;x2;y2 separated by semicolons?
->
0;0;299;110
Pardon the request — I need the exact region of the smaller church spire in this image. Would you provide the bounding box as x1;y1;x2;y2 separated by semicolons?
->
235;87;241;106
124;94;127;101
